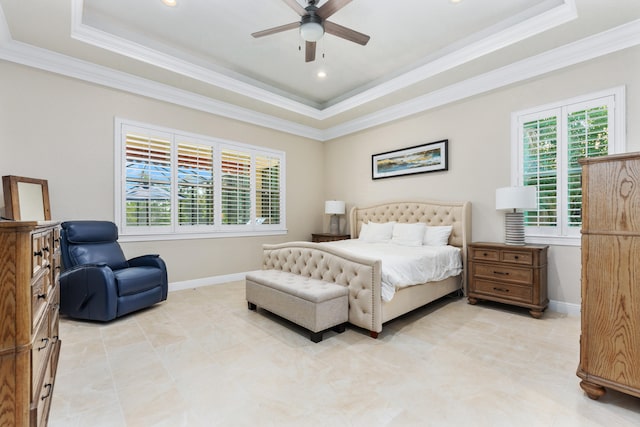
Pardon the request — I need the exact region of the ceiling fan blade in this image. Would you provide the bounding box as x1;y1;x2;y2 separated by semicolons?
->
324;21;370;45
251;22;299;38
317;0;353;19
305;41;316;62
282;0;307;16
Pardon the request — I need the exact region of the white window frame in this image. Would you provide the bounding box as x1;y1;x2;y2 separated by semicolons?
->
510;86;626;246
115;118;287;242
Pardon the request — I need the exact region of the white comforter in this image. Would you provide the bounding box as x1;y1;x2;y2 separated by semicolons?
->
322;240;462;302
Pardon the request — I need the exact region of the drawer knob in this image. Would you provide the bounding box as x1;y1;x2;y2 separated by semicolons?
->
37;293;46;300
493;287;510;293
37;337;49;351
41;383;52;401
43;246;50;253
33;250;43;257
493;271;509;276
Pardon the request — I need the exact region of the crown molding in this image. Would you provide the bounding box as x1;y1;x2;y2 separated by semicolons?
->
0;37;324;140
0;2;638;143
325;18;640;140
319;0;578;118
69;0;577;121
70;0;324;118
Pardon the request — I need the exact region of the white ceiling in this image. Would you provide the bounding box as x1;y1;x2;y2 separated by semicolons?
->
1;0;639;140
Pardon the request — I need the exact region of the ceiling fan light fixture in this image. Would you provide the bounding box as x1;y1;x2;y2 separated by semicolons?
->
300;15;324;42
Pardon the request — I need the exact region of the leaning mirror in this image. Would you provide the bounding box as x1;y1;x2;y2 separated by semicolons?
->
2;175;51;221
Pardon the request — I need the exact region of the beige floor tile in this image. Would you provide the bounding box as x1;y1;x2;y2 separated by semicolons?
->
49;283;640;426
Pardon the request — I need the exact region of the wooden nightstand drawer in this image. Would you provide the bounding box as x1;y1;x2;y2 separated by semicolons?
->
470;247;500;262
473;279;532;303
473;264;532;286
502;250;533;265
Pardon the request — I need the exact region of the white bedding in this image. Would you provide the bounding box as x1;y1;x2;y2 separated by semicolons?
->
322;240;462;302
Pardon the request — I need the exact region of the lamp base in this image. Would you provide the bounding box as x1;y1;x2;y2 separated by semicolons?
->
504;211;526;245
329;214;340;235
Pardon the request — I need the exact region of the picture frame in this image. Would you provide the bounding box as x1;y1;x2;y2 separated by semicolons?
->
372;139;448;180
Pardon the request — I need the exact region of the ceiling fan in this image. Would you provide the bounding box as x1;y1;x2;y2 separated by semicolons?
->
251;0;370;63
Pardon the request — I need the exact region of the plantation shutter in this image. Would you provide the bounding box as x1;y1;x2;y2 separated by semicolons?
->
522;114;558;229
255;155;281;225
518;94;615;241
177;140;214;226
124;131;172;227
566;104;610;229
221;148;251;225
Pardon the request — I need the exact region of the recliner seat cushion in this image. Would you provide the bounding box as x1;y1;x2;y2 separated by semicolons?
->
114;266;163;296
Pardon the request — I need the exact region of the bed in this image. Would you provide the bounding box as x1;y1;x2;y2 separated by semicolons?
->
260;200;471;337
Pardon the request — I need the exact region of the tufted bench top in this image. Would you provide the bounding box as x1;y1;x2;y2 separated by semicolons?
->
246;270;347;303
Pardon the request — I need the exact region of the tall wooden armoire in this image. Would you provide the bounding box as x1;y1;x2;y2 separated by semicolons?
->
577;152;640;400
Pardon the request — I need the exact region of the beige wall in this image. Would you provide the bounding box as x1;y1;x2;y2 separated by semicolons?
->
0;62;324;283
1;44;638;305
324;46;640;306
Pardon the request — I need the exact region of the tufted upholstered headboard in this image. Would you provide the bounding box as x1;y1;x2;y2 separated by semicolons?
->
349;200;472;264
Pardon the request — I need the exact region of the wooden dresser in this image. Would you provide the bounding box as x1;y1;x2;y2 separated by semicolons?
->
0;221;62;426
577;153;640;400
467;242;548;318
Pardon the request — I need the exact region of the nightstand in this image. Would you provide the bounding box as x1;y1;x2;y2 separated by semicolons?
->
467;242;548;318
311;233;350;243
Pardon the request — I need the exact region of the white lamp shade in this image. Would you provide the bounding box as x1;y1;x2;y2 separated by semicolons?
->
300;21;324;42
496;186;537;211
325;200;345;215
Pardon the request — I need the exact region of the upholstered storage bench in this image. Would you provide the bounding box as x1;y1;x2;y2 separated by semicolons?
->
246;269;348;342
247;242;382;339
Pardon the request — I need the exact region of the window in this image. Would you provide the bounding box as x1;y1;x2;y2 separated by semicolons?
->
511;87;625;245
115;119;286;240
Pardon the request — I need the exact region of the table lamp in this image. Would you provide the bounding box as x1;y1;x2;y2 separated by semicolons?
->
495;186;537;245
325;200;345;235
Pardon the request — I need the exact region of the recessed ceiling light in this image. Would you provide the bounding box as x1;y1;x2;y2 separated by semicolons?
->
450;0;462;3
317;71;327;79
162;0;177;7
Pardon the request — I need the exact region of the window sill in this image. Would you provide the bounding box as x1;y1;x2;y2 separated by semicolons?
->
525;235;580;247
118;229;288;243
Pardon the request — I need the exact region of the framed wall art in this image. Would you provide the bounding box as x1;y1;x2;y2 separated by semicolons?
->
372;139;448;180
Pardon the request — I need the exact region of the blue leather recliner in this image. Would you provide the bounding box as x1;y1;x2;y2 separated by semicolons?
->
59;221;168;321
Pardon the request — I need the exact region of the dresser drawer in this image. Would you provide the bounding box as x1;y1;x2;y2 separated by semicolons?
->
473;279;532;303
31;277;48;328
473;263;533;286
33;362;54;427
31;311;51;400
31;231;51;278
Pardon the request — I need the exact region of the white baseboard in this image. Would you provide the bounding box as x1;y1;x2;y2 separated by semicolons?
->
548;299;580;317
169;272;248;292
169;275;582;318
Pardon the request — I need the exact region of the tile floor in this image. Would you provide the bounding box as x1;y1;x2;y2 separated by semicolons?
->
49;282;640;426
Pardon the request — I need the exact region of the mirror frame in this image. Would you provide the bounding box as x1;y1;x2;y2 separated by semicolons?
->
2;175;51;221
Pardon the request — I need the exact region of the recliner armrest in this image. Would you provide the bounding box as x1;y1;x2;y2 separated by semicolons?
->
59;264;118;321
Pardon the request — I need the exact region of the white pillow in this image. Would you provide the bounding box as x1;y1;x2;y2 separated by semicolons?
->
391;222;426;247
359;221;396;243
423;225;453;246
